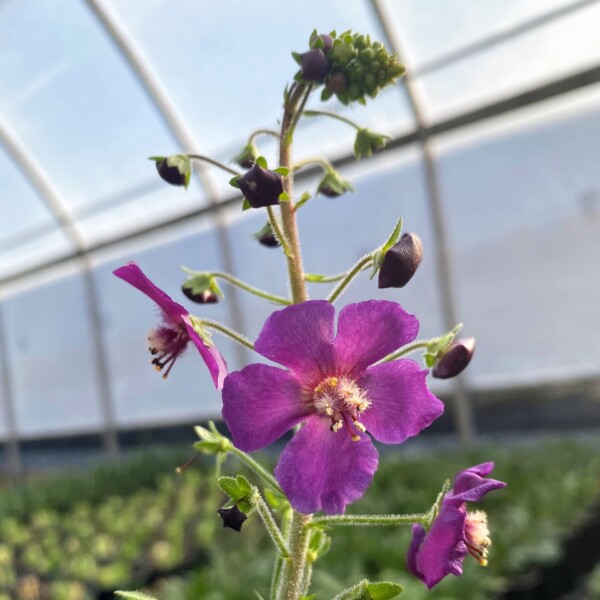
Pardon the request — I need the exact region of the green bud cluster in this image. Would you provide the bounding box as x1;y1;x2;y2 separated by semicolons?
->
294;30;405;106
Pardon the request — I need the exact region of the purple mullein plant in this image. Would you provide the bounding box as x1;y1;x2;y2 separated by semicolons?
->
222;300;444;514
407;462;506;588
114;262;227;389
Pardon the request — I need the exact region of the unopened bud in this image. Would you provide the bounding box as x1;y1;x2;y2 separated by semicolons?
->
432;338;476;379
232;142;260;170
253;222;280;248
310;33;334;53
182;286;218;304
317;169;354;198
300;49;331;83
156;159;186;186
217;505;247;532
378;233;423;288
237;164;284;208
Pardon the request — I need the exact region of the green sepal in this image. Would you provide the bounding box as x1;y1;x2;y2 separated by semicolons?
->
423;353;436;368
263;487;289;512
354;128;391;159
242;199;252;211
304;273;329;282
187;315;214;346
365;582;404;599
232;142;260;168
181;270;224;299
291;51;302;64
115;592;158;600
369;217;402;279
148;156;165;162
255;155;268;169
279;191;290;202
273;166;290;176
229;175;241;189
317;168;354;198
295;190;312;210
426;323;463;356
218;474;252;503
165;154;191;189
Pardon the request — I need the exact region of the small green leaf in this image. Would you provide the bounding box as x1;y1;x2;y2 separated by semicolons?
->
242;199;252;211
115;592;157;600
291;51;302;64
304;273;328;282
229;176;240;189
423;353;436;368
365;581;404;600
273;167;290;176
255;155;268;169
279;191;290;202
148;156;165;162
381;217;403;255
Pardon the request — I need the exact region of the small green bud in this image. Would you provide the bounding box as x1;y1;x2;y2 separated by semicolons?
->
354;128;391;159
181;271;223;304
232;142;260;169
317;168;354;198
150;154;191;188
253;222;280;248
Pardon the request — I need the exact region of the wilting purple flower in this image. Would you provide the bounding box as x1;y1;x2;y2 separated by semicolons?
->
114;262;227;389
222;300;443;514
407;462;506;588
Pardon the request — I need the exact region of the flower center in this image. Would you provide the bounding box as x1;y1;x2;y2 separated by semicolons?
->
312;376;371;442
464;510;492;566
147;324;188;379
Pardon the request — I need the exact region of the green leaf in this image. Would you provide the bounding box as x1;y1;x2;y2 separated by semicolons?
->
115;592;157;600
217;475;251;502
279;191;290;202
423;353;436;368
365;582;403;599
381;217;403;255
229;175;240;189
242;199;252;211
291;51;302;64
263;487;288;511
273;167;290;176
148;156;165;162
255;156;268;169
300;191;311;202
299;596;316;600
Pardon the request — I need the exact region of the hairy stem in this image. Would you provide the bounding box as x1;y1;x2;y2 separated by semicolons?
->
279;512;312;600
303;109;361;130
327;253;374;303
311;512;428;527
267;206;292;257
211;271;292;305
228;446;283;494
249;128;280;143
200;319;255;351
379;340;430;363
252;488;290;558
187;154;240;176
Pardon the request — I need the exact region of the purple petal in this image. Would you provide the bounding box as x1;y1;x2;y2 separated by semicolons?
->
114;262;187;319
447;462;507;505
222;364;309;452
274;417;378;514
359;360;444;444
408;504;468;588
182;317;228;390
254;301;336;385
334;301;419;374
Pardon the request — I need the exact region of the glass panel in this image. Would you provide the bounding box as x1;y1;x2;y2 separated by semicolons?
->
2;273;104;437
434;89;600;385
0;0;199;219
381;0;582;70
96;223;244;427
415;2;600;119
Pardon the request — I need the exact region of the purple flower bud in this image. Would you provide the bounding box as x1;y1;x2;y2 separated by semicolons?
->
378;233;423;289
432;338;476;379
325;71;347;94
310;33;334;53
182;286;219;304
259;231;279;247
300;49;331;83
156;159;186;186
237;164;284;208
217;505;247;532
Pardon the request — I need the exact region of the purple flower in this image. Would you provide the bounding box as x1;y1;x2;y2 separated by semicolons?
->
113;262;227;389
222;300;443;514
407;462;506;588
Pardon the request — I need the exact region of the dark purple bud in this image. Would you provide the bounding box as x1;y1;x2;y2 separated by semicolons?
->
325;71;347;94
156;159;186;186
432;338;476;379
259;231;279;247
300;49;331;83
182;286;218;304
217;505;247;532
310;33;334;54
378;233;423;289
237;164;284;208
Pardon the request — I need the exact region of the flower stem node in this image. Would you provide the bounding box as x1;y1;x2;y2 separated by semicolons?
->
432;338;476;379
317;168;354;198
149;155;191;188
232;142;260;169
217;505;248;533
235;160;284;208
378;233;423;289
253;222;280;248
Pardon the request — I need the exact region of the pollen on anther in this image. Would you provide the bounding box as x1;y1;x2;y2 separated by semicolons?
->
351;434;361;442
331;420;343;432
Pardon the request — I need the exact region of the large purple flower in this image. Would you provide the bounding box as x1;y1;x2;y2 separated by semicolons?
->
222;300;443;514
114;262;227;389
407;462;506;588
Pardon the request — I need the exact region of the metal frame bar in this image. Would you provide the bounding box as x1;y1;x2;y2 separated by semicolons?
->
371;0;475;443
0;118;119;456
84;0;247;367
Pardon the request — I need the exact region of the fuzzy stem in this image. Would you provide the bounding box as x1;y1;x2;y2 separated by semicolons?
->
279;512;312;600
379;340;430;363
252;488;290;558
267;206;292;257
311;512;429;527
211;271;292;305
327;254;374;303
249;128;280;143
304;272;346;283
187;154;240;176
228;446;283;494
292;157;332;173
200;319;255;351
303;109;361;130
331;579;369;600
